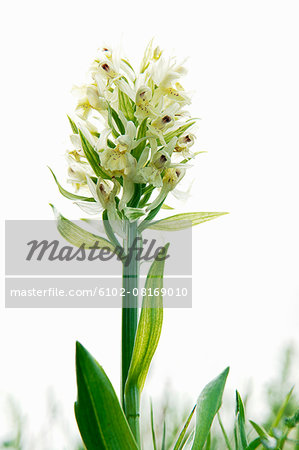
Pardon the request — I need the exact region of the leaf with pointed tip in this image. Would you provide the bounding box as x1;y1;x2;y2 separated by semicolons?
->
107;104;125;137
79;130;110;179
270;387;294;431
235;391;248;449
249;421;277;449
75;342;138;450
161;421;166;450
50;205;115;251
68;115;79;134
123;207;145;222
161;204;174;210
174;405;196;450
245;438;261;450
164;121;196;144
148;212;228;231
191;367;229;450
48;167;95;202
125;244;169;402
132;118;148;160
118;90;135;122
217;413;233;450
150;401;157;450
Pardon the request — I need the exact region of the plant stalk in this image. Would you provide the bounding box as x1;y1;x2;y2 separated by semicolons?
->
121;220;139;418
125;386;141;446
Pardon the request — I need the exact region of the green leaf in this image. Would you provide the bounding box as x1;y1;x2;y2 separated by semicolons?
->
191;367;229;450
217;413;233;450
161;203;175;210
161;421;166;450
79;130;110;179
68;115;79;134
125;243;169;395
139;184;155;208
75;342;138;450
123;207;145;222
164;121;196;144
107;104;125;136
205;433;211;450
245;438;261;450
48;167;95;202
50;205;115;251
270;387;294;431
148;212;229;231
150;401;157;450
118;90;135;122
132;118;148;160
249;421;277;449
236;391;248;449
173;405;196;450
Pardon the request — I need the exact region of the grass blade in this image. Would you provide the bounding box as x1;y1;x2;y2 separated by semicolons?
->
161;421;166;450
236;391;248;448
174;406;196;450
249;421;277;449
270;386;294;431
217;413;232;450
150;400;157;450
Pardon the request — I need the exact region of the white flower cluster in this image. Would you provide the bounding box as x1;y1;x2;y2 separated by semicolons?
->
66;41;198;228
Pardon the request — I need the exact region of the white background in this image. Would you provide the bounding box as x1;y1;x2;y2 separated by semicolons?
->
1;0;299;447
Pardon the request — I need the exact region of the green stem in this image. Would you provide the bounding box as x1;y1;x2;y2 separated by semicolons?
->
125;386;141;446
121;220;139;415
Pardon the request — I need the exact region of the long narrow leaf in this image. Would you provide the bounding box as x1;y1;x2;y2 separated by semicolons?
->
150;401;157;450
67;115;79;134
118;90;135;122
174;406;196;450
48;167;95;202
270;387;294;431
249;421;277;449
161;421;166;450
164;121;195;144
79;130;110;179
245;438;261;450
148;212;228;231
50;205;115;251
75;342;138;450
191;367;229;450
236;391;248;448
217;413;233;450
125;243;169;396
132;118;148;160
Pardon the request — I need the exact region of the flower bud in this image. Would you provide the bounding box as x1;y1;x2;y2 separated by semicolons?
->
153;46;162;60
